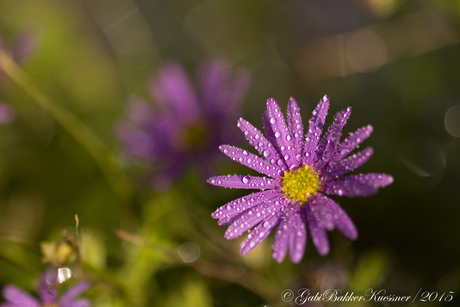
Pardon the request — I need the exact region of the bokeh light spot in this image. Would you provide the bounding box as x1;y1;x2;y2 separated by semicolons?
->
346;30;387;72
444;105;460;137
178;242;200;263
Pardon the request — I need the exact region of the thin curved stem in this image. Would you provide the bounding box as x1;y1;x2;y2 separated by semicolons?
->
0;49;129;199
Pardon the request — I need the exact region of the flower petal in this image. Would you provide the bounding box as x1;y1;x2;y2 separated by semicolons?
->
329;200;358;240
266;98;298;169
240;209;283;255
310;193;358;240
303;95;330;165
59;282;91;307
207;175;278;189
39;268;58;304
212;189;280;220
2;285;40;307
272;207;293;263
288;204;307;263
237;118;285;169
287;97;304;160
324;173;394;197
306;209;330;256
224;197;284;239
150;62;199;123
332;125;373;162
314;107;352;170
219;145;283;178
198;59;230;110
199;59;250;113
323;147;374;178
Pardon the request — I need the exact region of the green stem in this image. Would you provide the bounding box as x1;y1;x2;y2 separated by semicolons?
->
0;50;129;199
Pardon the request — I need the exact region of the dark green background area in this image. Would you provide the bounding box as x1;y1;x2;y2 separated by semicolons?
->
1;0;459;306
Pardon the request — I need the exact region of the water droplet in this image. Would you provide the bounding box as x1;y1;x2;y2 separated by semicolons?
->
284;154;290;161
263;150;271;158
254;134;260;140
226;205;232;210
337;189;343;196
249;242;255;248
270;117;277;124
242;176;250;184
275;131;281;138
286;135;292;141
243;150;248;155
259;232;265;238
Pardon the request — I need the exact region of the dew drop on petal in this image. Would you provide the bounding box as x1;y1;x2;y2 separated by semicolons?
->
242;176;250;184
263;150;271;158
275;131;281;138
270;117;277;124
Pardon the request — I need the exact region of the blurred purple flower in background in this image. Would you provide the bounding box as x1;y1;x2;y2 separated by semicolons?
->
208;96;393;263
0;30;37;86
117;58;251;190
0;101;15;124
0;268;91;307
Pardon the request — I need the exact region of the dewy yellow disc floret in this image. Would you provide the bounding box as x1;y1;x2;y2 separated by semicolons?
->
281;165;321;204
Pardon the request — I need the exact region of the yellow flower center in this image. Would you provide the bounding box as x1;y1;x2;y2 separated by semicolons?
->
281;164;321;204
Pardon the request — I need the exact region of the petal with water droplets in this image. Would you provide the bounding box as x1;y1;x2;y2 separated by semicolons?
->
306;208;330;256
323;147;374;178
287;97;304;159
240;209;283;255
207;175;277;189
224;197;283;239
303;95;330;165
309;193;358;241
332;125;373;162
266;98;298;169
237;118;285;169
288;204;307;263
219;145;283;178
272;206;293;263
324;173;394;197
315;107;352;170
211;189;280;220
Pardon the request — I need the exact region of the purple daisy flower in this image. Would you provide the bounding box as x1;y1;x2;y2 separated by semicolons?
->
1;268;91;307
208;96;393;263
117;58;251;190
